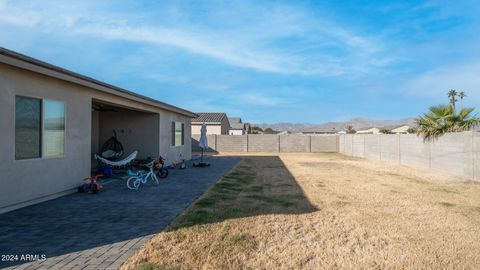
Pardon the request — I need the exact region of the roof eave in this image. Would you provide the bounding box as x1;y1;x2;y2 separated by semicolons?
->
0;47;197;118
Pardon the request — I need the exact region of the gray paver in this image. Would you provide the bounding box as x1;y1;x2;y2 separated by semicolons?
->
0;156;239;270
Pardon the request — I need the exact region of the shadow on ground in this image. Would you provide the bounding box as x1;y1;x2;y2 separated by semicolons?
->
170;155;318;229
0;157;239;269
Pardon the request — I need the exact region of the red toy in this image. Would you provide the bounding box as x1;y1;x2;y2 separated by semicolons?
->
78;174;104;194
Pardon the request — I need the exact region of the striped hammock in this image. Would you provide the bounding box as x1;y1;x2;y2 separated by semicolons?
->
94;151;138;167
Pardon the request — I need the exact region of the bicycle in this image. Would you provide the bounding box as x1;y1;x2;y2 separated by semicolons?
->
126;160;159;190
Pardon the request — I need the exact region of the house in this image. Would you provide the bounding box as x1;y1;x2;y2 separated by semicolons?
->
301;127;338;134
228;117;248;135
0;47;196;213
356;127;381;134
389;125;412;134
191;113;230;135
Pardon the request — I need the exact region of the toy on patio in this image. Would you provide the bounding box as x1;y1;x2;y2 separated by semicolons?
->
155;156;169;178
78;174;104;194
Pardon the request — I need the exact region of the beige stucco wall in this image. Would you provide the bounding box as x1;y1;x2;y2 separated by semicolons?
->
0;62;192;213
192;124;223;135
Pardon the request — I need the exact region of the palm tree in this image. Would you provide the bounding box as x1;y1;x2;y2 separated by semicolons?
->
448;89;458;112
459;91;467;108
415;104;480;141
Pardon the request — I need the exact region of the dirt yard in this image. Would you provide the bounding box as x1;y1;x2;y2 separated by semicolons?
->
121;153;480;270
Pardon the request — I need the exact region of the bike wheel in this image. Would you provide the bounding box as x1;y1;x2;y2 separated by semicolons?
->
150;173;160;186
126;177;140;190
157;168;169;179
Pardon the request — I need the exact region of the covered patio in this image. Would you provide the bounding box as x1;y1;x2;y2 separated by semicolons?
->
0;156;240;270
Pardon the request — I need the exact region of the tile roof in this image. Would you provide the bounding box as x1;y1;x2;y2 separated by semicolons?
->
228;117;244;129
192;112;228;123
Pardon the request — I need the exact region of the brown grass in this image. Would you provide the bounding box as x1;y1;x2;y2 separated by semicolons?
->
120;153;480;270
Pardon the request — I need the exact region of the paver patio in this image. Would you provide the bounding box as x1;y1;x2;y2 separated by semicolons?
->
0;156;240;270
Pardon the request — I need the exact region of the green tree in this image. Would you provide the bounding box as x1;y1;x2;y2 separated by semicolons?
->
264;128;278;134
407;127;417;134
415;104;480;141
346;125;356;134
380;128;392;134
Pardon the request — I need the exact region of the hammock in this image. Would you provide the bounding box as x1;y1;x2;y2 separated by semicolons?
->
95;151;138;167
100;130;124;160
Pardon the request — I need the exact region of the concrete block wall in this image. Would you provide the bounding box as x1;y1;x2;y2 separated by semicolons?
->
216;135;247;152
248;134;279;152
399;135;430;169
380;134;400;164
311;135;339;152
339;132;479;181
474;132;480;181
191;134;339;153
280;135;310;152
364;135;381;160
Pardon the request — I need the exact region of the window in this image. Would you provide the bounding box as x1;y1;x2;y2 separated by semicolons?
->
15;96;41;160
171;121;184;146
43;100;65;157
15;96;65;160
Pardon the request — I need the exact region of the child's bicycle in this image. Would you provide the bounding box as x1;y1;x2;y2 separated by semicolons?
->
126;159;159;190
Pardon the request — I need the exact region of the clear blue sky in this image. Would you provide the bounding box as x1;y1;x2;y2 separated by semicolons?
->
1;0;479;123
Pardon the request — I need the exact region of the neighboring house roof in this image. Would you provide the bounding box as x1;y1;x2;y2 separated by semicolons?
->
192;112;228;124
228;117;245;130
0;47;196;118
357;127;380;131
381;124;411;130
301;127;338;133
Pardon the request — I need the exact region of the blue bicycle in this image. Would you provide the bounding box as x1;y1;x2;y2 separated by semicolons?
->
126;160;159;190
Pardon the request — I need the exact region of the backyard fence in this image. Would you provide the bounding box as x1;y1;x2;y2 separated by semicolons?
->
192;134;339;153
339;131;480;181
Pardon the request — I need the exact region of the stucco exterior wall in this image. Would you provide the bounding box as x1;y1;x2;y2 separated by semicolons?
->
192;124;223;135
0;62;192;213
98;111;160;159
229;129;244;135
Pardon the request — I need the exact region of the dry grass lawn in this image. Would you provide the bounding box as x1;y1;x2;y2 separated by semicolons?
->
121;153;480;270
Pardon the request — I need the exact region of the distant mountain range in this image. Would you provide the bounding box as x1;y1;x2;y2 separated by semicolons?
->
254;117;416;132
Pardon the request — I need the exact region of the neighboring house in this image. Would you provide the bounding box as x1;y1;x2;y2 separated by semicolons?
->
301;127;338;134
357;127;381;134
228;117;247;135
0;47;196;214
192;113;230;135
389;125;412;134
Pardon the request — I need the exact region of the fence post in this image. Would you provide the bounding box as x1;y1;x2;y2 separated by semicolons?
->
246;134;249;152
379;135;382;160
309;135;312;152
472;131;475;180
398;134;401;164
278;135;281;152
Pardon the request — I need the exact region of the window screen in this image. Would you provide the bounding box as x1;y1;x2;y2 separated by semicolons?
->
172;121;184;146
